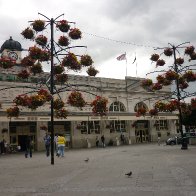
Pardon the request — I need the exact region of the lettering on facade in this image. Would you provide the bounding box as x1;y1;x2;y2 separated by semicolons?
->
109;117;118;120
27;117;38;121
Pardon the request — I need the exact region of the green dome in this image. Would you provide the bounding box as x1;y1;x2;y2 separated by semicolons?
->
0;36;22;53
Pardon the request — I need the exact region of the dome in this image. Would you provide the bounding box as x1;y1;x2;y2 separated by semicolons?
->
0;36;22;53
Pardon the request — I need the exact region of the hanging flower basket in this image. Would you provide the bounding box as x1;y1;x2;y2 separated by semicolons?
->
62;53;81;71
40;125;47;131
141;79;153;88
58;36;69;47
56;20;70;32
40;50;50;62
165;102;178;112
6;106;20;118
136;108;147;117
21;56;35;67
27;94;46;110
67;91;86;109
35;35;47;46
31;20;45;32
55;73;68;84
164;48;173;56
38;89;52;102
191;98;196;109
175;57;184;65
149;109;158;116
185;45;195;55
30;62;43;75
29;46;42;60
17;70;30;79
69;28;82;40
156;59;165;67
154;101;166;112
54;65;64;75
150;54;159;61
156;75;165;84
80;55;93;67
190;52;196;60
55;109;68;119
86;66;99;76
152;83;162;90
183;71;196;82
179;82;189;89
90;96;108;116
53;98;65;110
0;57;15;69
165;70;179;81
14;95;29;106
21;27;34;39
162;79;172;86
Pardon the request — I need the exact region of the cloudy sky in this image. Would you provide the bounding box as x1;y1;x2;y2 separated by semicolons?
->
0;0;196;86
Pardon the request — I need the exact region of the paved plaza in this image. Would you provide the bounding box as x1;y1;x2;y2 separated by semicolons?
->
0;143;196;196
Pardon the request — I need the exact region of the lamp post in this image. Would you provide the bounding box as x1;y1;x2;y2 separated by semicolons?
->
146;42;196;150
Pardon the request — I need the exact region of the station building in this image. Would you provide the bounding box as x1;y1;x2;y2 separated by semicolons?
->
0;37;178;151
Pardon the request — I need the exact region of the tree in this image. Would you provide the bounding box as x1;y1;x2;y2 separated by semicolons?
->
140;42;196;149
0;13;107;164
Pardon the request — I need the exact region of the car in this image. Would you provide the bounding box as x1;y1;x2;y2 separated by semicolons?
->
166;136;182;145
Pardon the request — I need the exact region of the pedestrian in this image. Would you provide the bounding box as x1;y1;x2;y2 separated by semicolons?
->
120;133;125;144
157;133;161;146
96;136;99;147
1;139;6;154
44;133;51;157
54;133;59;156
57;134;66;157
101;135;105;148
25;136;33;158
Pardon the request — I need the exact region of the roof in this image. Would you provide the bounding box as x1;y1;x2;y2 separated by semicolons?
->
0;36;22;53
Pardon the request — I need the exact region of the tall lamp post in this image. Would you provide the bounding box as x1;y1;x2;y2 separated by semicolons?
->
146;42;196;150
30;13;86;164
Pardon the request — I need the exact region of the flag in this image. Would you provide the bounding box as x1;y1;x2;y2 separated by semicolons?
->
132;56;136;64
117;53;126;61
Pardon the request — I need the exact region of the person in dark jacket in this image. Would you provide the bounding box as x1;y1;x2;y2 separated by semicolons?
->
25;136;33;158
101;135;105;148
44;133;51;157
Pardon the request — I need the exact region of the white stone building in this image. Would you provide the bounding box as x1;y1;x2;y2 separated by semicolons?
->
0;37;178;151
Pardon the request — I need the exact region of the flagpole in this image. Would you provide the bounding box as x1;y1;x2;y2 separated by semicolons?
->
136;62;138;77
125;52;127;77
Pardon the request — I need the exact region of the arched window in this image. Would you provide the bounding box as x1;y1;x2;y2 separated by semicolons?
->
134;102;148;112
109;101;126;112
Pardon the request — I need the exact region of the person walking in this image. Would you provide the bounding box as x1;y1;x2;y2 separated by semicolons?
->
101;135;105;148
57;134;66;157
157;133;161;146
44;133;51;157
25;136;33;158
54;133;59;156
96;136;99;147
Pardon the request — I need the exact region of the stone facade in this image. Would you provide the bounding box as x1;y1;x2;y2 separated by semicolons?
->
0;37;179;151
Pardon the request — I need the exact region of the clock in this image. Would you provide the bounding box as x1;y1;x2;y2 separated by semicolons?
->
8;51;18;60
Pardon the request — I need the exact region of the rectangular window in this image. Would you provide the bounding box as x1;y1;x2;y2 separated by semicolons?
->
81;121;100;134
110;120;126;132
156;120;168;131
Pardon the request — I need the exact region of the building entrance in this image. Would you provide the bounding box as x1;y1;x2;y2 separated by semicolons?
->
135;120;149;143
